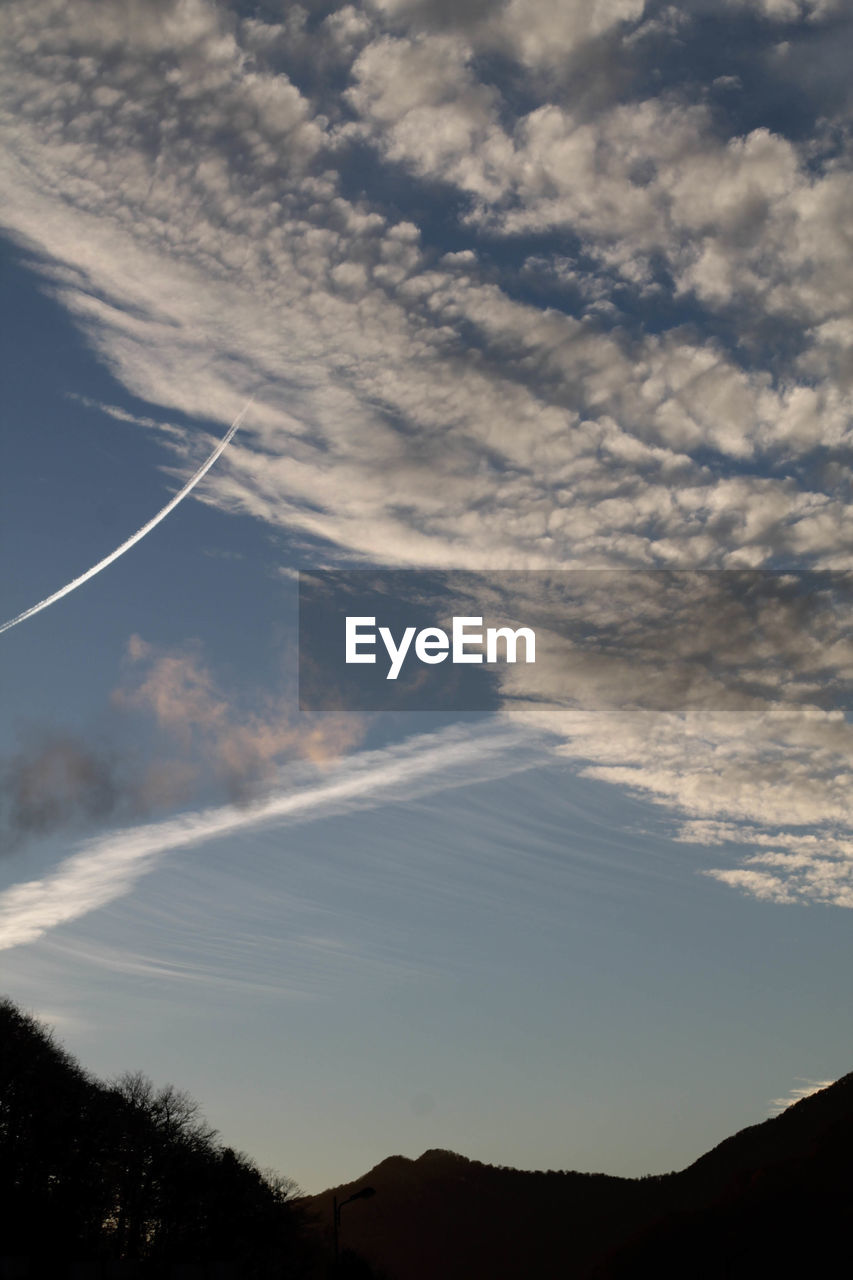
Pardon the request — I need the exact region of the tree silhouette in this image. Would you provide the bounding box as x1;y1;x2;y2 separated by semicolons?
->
0;997;315;1276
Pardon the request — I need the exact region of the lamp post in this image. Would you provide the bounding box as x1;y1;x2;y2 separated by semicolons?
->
333;1185;376;1265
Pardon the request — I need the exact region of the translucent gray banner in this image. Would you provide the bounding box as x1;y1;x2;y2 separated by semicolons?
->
298;570;853;714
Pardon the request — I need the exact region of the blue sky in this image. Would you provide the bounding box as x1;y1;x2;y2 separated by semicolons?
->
1;0;852;1193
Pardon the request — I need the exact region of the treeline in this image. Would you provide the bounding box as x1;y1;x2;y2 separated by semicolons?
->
0;998;315;1277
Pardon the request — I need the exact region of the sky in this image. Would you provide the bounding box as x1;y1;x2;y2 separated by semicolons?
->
0;0;851;1194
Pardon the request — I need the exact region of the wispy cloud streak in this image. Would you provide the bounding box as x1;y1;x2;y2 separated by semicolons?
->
769;1078;835;1115
0;400;251;636
0;722;548;950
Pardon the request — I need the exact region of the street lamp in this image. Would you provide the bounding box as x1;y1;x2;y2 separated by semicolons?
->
333;1185;376;1264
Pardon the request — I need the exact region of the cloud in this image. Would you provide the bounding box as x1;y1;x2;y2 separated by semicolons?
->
408;569;853;907
1;1;853;910
116;635;365;798
769;1078;836;1115
368;0;646;67
3;0;851;577
722;0;843;21
345;33;513;201
0;722;201;853
0;634;365;853
347;8;853;393
118;636;230;745
0;723;550;950
1;732;122;848
679;821;853;908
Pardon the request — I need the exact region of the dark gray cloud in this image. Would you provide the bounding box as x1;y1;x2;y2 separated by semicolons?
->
0;632;364;853
1;732;125;850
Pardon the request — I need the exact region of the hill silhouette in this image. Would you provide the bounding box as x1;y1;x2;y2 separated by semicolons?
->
311;1073;853;1279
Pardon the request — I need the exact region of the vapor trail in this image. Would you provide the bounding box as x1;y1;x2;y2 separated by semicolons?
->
0;401;251;636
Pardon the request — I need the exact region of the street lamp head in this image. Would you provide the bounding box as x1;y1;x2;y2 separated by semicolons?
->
352;1185;376;1201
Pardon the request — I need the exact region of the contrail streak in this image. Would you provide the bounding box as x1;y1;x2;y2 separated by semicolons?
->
0;400;251;636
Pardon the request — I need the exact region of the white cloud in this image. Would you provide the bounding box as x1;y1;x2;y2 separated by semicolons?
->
0;724;549;950
723;0;843;20
769;1078;836;1115
347;22;853;392
489;0;646;67
2;0;853;912
3;0;851;577
369;0;646;65
346;33;513;200
449;570;853;909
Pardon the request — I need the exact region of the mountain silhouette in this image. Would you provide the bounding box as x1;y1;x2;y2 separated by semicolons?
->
310;1073;853;1279
2;995;849;1278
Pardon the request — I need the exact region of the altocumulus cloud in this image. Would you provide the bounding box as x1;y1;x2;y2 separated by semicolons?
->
2;0;853;906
